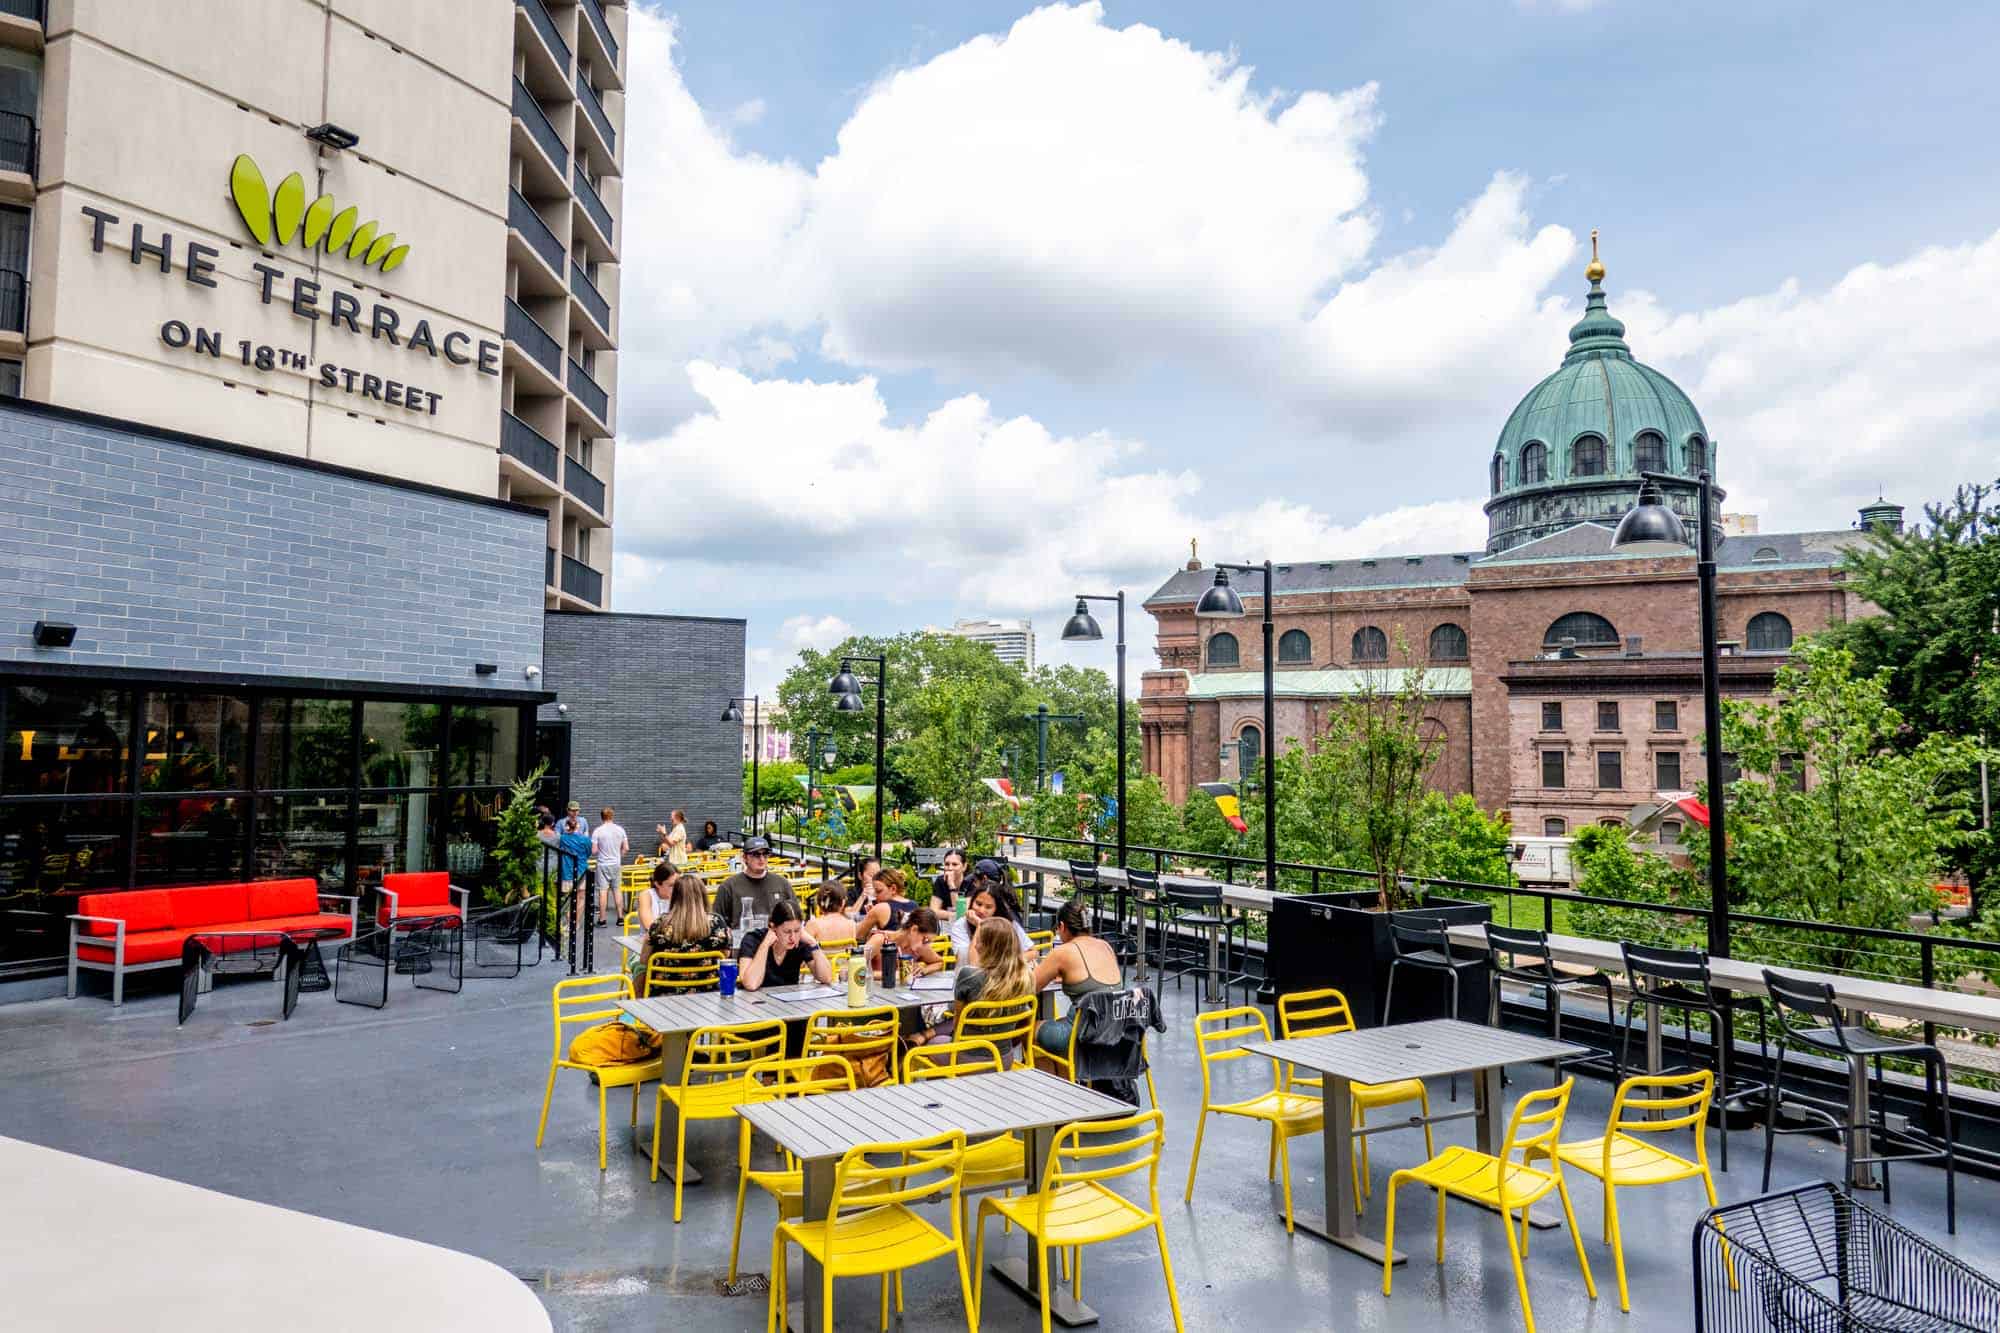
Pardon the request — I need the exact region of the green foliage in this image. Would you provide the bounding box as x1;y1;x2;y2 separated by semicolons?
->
1312;657;1448;908
743;760;805;827
1409;793;1514;887
1568;822;1704;948
488;763;549;905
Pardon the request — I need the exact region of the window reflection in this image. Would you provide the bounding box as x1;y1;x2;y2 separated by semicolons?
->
450;706;520;786
0;799;129;962
256;699;354;790
141;693;248;791
445;788;506;887
354;790;439;888
5;686;130;795
360;702;444;788
135;796;246;883
255;795;351;891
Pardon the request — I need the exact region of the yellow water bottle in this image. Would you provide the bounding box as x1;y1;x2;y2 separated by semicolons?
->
846;954;868;1007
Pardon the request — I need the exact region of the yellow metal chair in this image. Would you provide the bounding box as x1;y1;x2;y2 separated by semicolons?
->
1183;1006;1323;1233
1383;1078;1596;1333
931;940;956;968
907;1038;1021;1237
1026;930;1055;954
818;944;854;976
957;993;1037;1065
1277;988;1434;1211
1056;1016;1157;1108
1556;1070;1719;1312
803;1006;902;1087
769;1128;976;1333
975;1108;1183;1333
653;1018;787;1219
643;949;724;997
727;1054;857;1282
621;910;642;934
534;974;664;1171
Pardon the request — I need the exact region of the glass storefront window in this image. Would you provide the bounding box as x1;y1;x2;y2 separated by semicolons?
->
354;789;439;888
134;796;247;884
254;795;351;892
5;685;131;796
450;706;521;787
444;787;507;889
0;798;129;963
256;698;355;790
360;701;444;789
141;693;249;792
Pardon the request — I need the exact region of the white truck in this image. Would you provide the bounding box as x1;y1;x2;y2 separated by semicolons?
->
1509;836;1575;888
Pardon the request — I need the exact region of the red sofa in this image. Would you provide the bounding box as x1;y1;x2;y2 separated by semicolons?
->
372;871;469;928
69;879;357;1006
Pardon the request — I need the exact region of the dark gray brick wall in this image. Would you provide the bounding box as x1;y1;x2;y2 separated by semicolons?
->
539;612;745;843
0;404;545;689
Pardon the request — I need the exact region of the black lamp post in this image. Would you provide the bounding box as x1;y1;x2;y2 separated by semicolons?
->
828;655;887;865
1196;560;1278;892
1061;592;1127;868
1023;701;1086;793
1614;471;1731;959
720;695;760;836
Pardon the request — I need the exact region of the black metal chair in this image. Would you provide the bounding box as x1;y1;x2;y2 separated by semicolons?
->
1760;968;1956;1234
464;899;542;980
177;932;301;1026
335;928;392;1009
1619;941;1769;1172
1382;914;1487;1099
1484;923;1621;1085
410;915;465;994
1065;859;1119;937
1154;880;1251;1006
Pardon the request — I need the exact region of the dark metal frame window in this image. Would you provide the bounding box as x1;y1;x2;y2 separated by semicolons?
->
1746;612;1794;653
1542;816;1567;836
1351;626;1388;663
1656;750;1682;791
1277;629;1312;664
1521;441;1548;484
1596;701;1619;731
1428;623;1468;661
1541;751;1565;788
1544;612;1620;648
1654;699;1678;731
1491;453;1504;493
1571;434;1606;477
1541;701;1562;731
1633;431;1667;473
1596;750;1623;789
1205;632;1239;668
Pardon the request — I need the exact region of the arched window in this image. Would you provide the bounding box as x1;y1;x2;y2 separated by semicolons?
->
1752;547;1780;563
1745;612;1794;652
1206;632;1239;668
1544;612;1619;648
1572;434;1606;477
1491;453;1504;494
1277;629;1312;663
1351;626;1388;662
1543;816;1567;836
1235;725;1261;778
1428;623;1469;660
1684;435;1705;474
1521;441;1548;484
1634;431;1666;473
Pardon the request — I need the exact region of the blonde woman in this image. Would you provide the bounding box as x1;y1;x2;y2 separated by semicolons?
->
953;916;1035;1009
803;881;858;950
635;873;728;989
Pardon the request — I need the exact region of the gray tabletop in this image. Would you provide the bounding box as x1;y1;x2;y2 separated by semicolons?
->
738;1067;1134;1163
617;984;930;1036
1246;1019;1587;1084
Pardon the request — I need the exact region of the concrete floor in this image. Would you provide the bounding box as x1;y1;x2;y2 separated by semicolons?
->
4;945;1992;1332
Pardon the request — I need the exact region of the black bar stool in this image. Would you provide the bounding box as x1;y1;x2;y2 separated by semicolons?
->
1619;941;1770;1172
1483;923;1621;1086
1760;968;1956;1234
1382;915;1486;1099
1154;879;1251;1006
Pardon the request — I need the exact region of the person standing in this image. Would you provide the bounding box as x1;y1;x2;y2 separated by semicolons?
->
710;836;797;935
590;806;628;928
656;809;690;869
555;802;592;930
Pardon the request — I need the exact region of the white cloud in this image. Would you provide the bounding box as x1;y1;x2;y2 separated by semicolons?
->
728;97;767;126
781;613;854;652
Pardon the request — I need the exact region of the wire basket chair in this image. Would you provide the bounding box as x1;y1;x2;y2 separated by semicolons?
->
1692;1182;1999;1332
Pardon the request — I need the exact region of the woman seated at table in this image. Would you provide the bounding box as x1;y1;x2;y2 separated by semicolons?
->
930;847;968;918
952;915;1035;1018
947;879;1035;963
636;873;730;988
843;856;883;915
854;868;921;942
803;882;857;950
1031;902;1122;1058
860;906;946;982
737;899;833;990
693;820;724;851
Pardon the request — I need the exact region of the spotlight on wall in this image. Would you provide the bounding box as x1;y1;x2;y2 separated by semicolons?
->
32;621;77;649
474;662;498;675
555;703;570;715
524;665;542;680
304;122;360;151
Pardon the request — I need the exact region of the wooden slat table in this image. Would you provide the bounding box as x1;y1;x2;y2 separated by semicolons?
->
1447;923;2000;1186
1246;1020;1586;1266
616;984;933;1184
739;1067;1133;1331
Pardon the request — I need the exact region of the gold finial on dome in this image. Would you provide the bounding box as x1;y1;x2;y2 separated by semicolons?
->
1585;228;1605;284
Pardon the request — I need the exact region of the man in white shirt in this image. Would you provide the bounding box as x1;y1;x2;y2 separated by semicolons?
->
589;806;628;927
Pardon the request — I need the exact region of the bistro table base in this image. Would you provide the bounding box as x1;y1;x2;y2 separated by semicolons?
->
988;1256;1100;1327
1282;1209;1406;1265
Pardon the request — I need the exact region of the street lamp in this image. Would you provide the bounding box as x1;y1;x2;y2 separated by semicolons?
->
1023;701;1086;794
721;695;760;836
827;654;887;864
800;728;835;840
1062;592;1127;868
1196;561;1278;892
1614;471;1731;959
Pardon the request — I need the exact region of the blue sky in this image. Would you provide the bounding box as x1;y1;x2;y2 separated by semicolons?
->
608;2;2000;695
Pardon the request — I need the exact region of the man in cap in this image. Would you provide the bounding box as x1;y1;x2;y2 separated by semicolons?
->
711;836;797;937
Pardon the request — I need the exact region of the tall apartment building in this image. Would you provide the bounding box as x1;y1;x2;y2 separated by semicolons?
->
10;0;623;609
943;618;1036;672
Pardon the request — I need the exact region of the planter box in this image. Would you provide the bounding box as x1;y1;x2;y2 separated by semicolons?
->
1262;890;1493;1026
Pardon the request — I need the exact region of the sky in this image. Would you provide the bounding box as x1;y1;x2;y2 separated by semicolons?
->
606;1;2000;698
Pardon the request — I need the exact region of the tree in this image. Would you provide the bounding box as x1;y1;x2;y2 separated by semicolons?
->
487;763;550;905
1317;660;1448;910
1409;793;1514;887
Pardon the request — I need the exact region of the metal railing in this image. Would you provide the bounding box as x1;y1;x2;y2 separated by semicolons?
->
499;411;560;482
564;453;606;514
0;109;34;178
573;70;614;155
559;553;602;605
504;299;561;379
570;260;610;332
515;0;570;72
578;0;618;67
508;188;562;275
511;77;567;175
0;269;23;335
572;164;613;249
567;357;609;425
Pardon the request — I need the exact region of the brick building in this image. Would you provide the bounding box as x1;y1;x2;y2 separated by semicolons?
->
1141;250;1884;832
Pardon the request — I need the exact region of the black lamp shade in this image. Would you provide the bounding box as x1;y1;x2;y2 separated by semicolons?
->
827;666;860;696
833;692;864;713
1193;568;1244;618
1613;479;1689;554
720;702;742;723
1061;599;1102;642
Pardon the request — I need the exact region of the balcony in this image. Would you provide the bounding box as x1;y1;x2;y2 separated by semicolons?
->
505;299;561;381
545;546;556;588
511;78;567;176
565;453;606;515
515;0;569;72
508;189;563;278
568;357;609;429
570;261;610;336
574;70;615;158
0;110;35;183
560;553;603;606
0;269;25;336
572;164;614;252
578;0;619;72
500;411;561;484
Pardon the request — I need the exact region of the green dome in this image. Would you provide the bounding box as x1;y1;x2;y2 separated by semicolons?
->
1483;262;1715;553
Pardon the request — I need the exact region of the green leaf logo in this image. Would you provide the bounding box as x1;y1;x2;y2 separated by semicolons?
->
227;153;413;271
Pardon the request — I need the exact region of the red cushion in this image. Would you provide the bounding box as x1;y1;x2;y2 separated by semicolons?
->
234;913;355;938
169;884;252;929
76;929;189;965
246;879;320;920
75;891;174;936
382;871;451;908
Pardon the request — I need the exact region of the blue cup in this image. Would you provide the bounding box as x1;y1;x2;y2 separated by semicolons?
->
719;959;738;996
